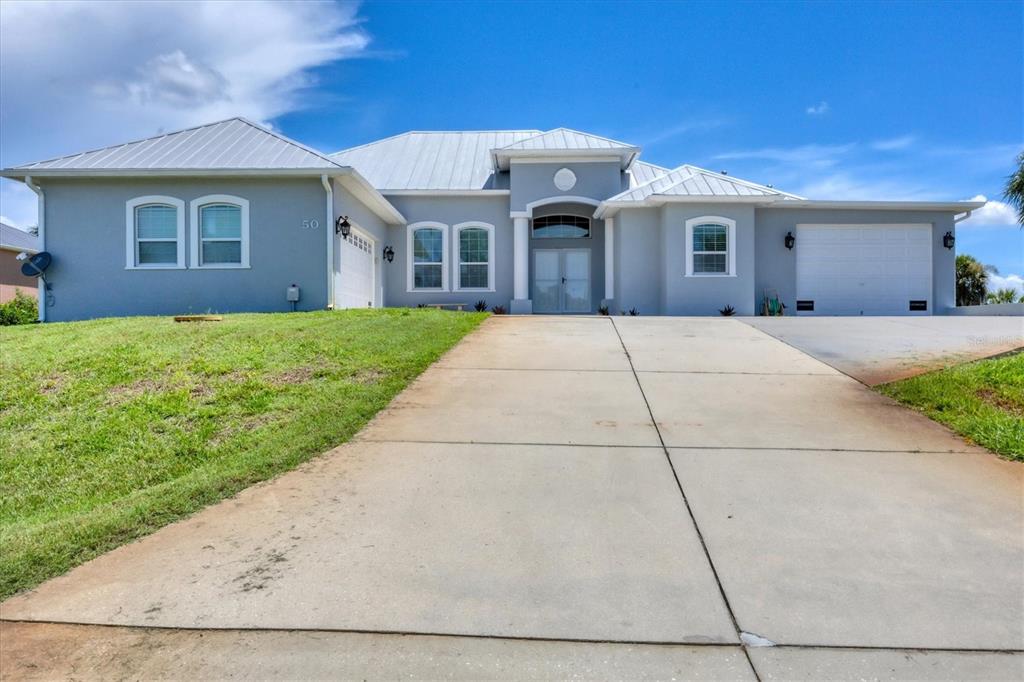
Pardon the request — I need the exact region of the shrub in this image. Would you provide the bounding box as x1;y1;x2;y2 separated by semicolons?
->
598;305;610;316
628;307;639;316
491;305;507;315
719;305;736;316
0;290;38;326
474;299;488;312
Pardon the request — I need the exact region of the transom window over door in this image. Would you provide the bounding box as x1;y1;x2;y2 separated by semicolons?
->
190;195;250;268
454;222;494;291
408;222;448;291
125;195;185;269
685;216;736;277
532;215;591;239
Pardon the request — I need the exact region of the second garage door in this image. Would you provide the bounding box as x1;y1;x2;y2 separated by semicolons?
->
796;224;933;316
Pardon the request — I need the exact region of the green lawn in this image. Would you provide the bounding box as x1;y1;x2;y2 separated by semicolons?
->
878;350;1024;461
0;309;485;599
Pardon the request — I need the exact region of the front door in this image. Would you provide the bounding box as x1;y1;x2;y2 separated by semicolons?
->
533;249;591;313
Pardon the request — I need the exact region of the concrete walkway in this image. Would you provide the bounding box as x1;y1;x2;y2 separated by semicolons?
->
3;317;1022;680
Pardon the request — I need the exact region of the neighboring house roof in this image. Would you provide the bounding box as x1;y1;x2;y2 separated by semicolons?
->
0;221;39;253
330;131;541;191
609;164;804;203
5;118;343;173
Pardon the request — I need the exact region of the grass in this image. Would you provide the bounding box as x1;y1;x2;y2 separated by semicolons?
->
878;350;1024;461
0;308;485;599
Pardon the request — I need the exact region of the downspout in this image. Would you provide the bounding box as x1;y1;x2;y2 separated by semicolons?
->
321;175;335;309
24;176;45;322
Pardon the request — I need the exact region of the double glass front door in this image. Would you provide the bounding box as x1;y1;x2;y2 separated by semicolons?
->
533;249;591;313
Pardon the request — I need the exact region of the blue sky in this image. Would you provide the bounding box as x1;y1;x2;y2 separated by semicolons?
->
1;1;1021;287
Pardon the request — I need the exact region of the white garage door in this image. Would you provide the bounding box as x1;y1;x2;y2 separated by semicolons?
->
796;224;932;316
336;230;375;309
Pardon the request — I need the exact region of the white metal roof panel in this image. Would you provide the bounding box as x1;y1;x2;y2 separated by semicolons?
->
331;131;541;190
629;160;670;187
610;165;802;202
11;118;342;171
497;128;635;151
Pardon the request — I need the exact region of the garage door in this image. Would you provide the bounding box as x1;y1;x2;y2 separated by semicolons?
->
336;230;375;309
796;224;932;316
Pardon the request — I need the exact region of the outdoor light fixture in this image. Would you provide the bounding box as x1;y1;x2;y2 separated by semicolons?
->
943;231;955;250
784;232;795;250
335;215;351;239
383;245;395;263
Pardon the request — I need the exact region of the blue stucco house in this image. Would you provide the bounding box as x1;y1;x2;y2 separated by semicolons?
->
1;118;982;321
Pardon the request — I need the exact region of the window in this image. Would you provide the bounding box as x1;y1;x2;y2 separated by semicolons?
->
190;195;250;268
453;222;495;291
685;216;736;277
407;222;448;291
532;215;591;239
125;196;185;269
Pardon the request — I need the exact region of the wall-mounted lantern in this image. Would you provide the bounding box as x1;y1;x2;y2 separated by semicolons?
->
784;232;795;250
335;215;351;239
943;231;955;250
383;245;395;263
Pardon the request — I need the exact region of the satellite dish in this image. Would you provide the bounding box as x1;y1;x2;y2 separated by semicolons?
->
20;251;51;278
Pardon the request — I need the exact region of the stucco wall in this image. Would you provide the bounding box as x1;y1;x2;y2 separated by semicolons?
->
509;161;622;213
615;208;662;315
382;195;514;310
754;208;957;314
332;180;388;308
661;204;756;316
37;177;330;321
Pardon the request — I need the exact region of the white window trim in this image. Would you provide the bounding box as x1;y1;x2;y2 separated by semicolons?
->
685;216;736;277
451;221;496;292
190;194;250;269
125;196;186;270
407;221;449;292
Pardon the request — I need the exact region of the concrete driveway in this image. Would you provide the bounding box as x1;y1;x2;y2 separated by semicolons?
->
2;316;1022;680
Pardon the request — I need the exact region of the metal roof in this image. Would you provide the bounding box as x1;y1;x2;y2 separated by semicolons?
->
629;160;671;188
8;118;343;171
0;221;39;253
330;131;541;191
608;164;803;203
496;128;635;152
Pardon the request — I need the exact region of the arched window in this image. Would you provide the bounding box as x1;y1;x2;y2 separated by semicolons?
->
685;216;736;277
453;222;495;291
407;222;448;291
532;214;591;239
190;195;250;268
125;195;185;269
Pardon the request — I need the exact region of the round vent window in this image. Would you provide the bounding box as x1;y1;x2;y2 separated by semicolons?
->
553;167;577;191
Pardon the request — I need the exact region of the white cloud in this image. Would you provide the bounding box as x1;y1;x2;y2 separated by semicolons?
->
959;195;1019;227
642;117;732;146
987;273;1024;298
806;101;830;116
0;0;371;225
713;143;854;168
871;135;916;151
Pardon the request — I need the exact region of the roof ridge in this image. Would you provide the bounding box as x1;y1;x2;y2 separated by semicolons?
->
234;118;344;168
330;130;543;157
10;116;248;169
681;164;804;199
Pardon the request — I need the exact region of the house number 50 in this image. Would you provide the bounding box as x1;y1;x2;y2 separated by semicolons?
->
302;219;320;229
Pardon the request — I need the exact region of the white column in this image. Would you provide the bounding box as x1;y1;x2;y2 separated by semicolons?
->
604;217;615;301
513;216;529;300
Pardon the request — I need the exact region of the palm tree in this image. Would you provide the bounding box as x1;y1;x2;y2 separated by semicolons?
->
985;288;1019;304
1005;151;1024;226
955;254;989;306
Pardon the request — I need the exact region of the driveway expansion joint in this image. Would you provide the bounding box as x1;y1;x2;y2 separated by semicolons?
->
609;317;763;681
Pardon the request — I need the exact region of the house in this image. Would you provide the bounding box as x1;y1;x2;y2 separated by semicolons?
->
0;220;40;303
0;118;981;321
